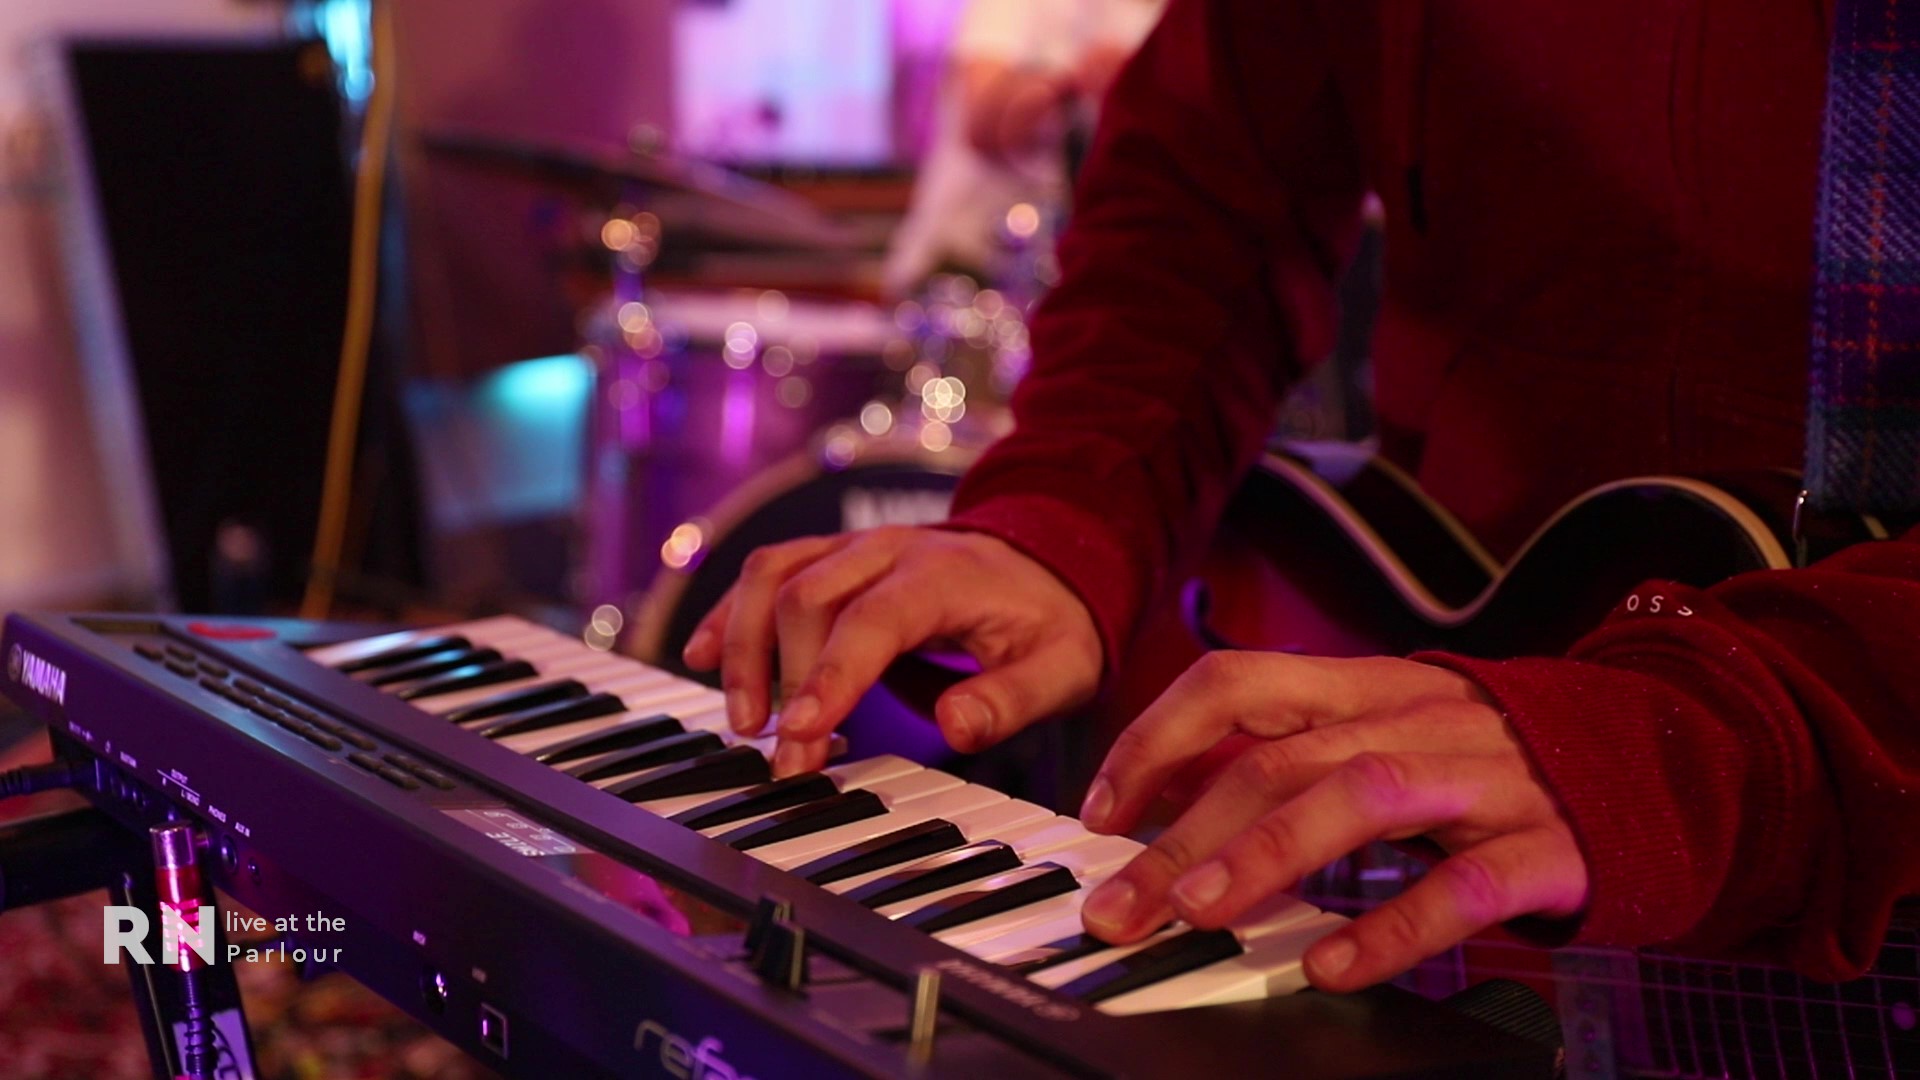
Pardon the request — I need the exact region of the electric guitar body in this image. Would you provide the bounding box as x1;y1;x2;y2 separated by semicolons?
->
1192;442;1885;660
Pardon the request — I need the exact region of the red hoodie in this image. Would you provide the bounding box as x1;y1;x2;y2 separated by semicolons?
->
947;0;1919;978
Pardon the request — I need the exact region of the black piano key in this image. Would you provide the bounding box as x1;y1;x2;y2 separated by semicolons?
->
563;731;726;782
468;693;627;739
335;634;470;674
1003;931;1147;976
605;746;772;801
843;842;1023;909
1054;929;1245;1005
532;715;685;765
394;660;538;701
442;680;589;723
898;864;1080;934
669;774;840;830
716;790;888;851
367;647;501;687
793;819;971;886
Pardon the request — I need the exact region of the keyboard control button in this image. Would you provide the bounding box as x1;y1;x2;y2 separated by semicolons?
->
301;729;344;753
310;720;375;750
374;766;421;791
383;754;456;790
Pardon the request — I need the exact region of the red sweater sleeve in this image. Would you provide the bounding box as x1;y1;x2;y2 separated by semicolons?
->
1422;528;1920;979
944;0;1367;670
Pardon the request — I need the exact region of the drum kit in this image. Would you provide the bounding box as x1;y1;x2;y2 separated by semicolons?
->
420;129;1054;665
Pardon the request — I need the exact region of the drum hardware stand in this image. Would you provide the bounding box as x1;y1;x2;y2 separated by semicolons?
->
0;796;260;1080
582;167;664;625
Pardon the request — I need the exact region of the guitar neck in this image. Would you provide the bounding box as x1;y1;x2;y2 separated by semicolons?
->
1302;854;1920;1080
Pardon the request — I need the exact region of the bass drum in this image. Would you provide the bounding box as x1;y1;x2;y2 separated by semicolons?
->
625;430;983;767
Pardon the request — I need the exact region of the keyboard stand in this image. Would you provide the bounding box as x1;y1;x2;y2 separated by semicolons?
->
0;802;263;1080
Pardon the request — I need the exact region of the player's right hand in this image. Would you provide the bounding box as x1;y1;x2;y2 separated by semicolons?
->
680;527;1103;777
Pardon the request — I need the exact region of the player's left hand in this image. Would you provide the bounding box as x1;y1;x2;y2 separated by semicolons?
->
1076;652;1589;992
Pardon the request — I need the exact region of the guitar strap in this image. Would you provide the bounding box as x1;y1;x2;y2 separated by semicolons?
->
1805;0;1920;517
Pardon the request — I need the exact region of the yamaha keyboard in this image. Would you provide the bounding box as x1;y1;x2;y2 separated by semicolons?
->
0;612;1552;1078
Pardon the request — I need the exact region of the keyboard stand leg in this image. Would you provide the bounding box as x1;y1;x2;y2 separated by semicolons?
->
113;867;264;1080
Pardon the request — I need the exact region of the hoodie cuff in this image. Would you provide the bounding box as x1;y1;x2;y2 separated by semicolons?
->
1413;652;1740;948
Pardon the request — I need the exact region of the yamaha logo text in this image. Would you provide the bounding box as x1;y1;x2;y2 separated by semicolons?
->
10;645;67;707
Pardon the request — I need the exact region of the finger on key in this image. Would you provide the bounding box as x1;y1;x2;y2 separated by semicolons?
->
778;578;943;742
720;535;848;736
934;642;1097;753
774;533;907;725
1090;654;1425;836
682;589;736;671
1166;752;1527;933
1304;828;1585;992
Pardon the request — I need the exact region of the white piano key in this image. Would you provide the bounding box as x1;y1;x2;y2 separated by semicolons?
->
755;785;1008;868
500;637;598;664
607;681;721;716
571;661;681;693
695;767;962;837
871;837;1138;922
411;655;640;712
819;802;1067;895
571;670;700;706
1027;925;1190;989
946;799;1054;841
1036;835;1142;878
306;616;533;667
671;705;732;733
956;877;1323;964
1094;912;1347;1016
636;783;758;819
493;711;679;755
504;692;772;765
936;874;1138;953
990;818;1101;860
873;864;1072;924
456;617;566;646
860;768;964;802
636;754;927;818
952;901;1093;961
587;732;850;800
818;755;924;789
582;734;758;790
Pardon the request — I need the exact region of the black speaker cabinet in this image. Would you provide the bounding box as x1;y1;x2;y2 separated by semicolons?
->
57;37;414;611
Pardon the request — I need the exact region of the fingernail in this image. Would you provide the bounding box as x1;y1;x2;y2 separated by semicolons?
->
772;740;808;777
1080;880;1136;935
727;689;755;734
1172;862;1231;914
779;695;820;736
1080;776;1115;832
945;694;990;749
683;628;714;664
1307;934;1357;983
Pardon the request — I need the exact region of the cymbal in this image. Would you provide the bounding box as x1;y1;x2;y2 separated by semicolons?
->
419;128;861;252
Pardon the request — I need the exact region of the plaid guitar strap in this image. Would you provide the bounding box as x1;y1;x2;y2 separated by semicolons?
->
1806;0;1920;515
